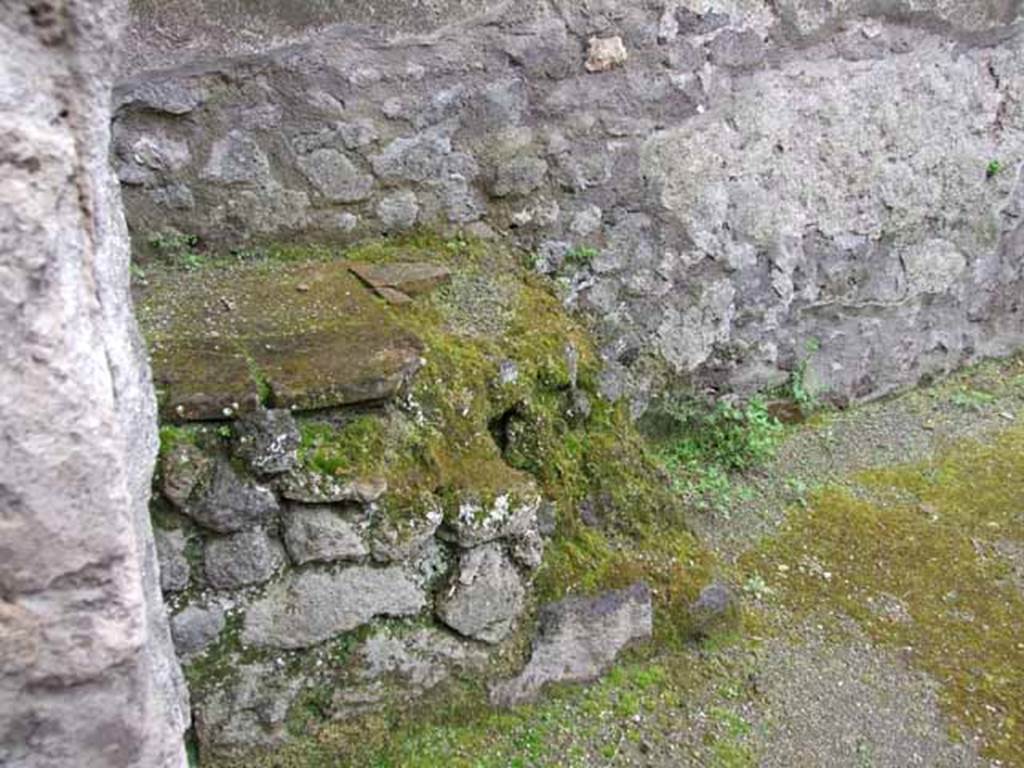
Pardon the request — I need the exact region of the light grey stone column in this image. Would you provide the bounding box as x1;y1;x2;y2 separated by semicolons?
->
0;2;189;766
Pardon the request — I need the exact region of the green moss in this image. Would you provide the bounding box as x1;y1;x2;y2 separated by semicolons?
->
298;416;388;479
246;230;714;636
260;243;341;263
746;425;1024;765
209;629;766;768
341;230;489;268
184;616;374;716
182;612;245;694
704;705;756;768
213;652;735;768
514;393;714;645
241;351;273;407
284;684;335;739
149;504;182;532
534;522;711;648
158;424;199;457
151;232;720;765
356;238;714;639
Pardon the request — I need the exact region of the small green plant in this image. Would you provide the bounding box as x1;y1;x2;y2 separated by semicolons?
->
185;731;201;768
950;388;996;412
986;159;1003;179
243;354;273;407
781;337;820;408
660;396;783;473
444;235;469;253
785;476;809;508
742;573;772;600
129;263;147;282
519;250;540;271
673;463;733;513
654;395;783;512
855;740;875;768
148;229;204;270
326;631;362;666
563;245;599;269
788;361;812;407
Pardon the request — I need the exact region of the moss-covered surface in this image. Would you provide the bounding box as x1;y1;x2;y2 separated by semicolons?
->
212;636;762;768
248;234;715;632
137;254;423;420
372;235;711;627
157;232;1024;768
157;233;716;766
158;423;202;454
283;355;1024;768
744;423;1024;765
297;416;388;480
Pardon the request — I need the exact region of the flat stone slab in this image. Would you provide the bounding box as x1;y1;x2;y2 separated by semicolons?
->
153;341;261;422
349;261;450;304
138;261;424;421
251;329;421;412
277;470;387;504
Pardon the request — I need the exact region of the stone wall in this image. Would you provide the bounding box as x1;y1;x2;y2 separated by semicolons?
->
113;0;1024;412
154;407;547;758
0;1;187;766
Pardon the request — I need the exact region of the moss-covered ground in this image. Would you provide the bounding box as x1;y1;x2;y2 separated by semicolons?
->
309;355;1024;768
744;402;1024;764
226;642;764;768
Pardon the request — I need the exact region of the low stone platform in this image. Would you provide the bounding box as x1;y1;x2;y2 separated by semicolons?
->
138;260;426;421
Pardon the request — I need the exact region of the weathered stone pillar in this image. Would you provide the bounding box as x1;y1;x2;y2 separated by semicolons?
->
0;2;189;766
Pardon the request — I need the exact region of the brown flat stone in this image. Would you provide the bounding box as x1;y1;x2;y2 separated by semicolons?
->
139;261;425;422
252;329;422;412
349;261;451;300
375;285;414;306
150;340;261;421
767;399;807;425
